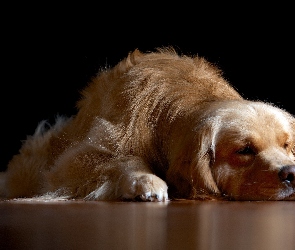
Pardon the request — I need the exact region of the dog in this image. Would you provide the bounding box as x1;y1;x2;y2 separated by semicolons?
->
1;47;295;201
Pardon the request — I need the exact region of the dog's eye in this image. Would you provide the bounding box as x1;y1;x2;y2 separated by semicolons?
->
285;143;295;155
236;146;255;155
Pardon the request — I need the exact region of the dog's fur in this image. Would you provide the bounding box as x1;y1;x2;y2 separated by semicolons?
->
1;47;295;201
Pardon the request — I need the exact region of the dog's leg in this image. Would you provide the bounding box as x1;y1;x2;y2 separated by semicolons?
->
44;145;168;202
84;155;169;202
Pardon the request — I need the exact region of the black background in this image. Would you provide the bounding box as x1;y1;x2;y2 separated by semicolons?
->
1;4;294;171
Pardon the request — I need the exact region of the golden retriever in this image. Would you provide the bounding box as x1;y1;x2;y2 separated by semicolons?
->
1;47;295;201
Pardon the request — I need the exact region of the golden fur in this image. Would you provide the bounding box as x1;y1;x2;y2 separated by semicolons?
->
1;47;295;201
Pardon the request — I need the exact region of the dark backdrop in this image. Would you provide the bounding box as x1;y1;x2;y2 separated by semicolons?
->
1;5;294;171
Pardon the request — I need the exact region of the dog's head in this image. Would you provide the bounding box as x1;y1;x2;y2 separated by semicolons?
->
167;100;295;201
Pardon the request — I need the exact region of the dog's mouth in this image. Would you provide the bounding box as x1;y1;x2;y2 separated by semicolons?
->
222;185;295;201
282;192;295;201
279;188;295;201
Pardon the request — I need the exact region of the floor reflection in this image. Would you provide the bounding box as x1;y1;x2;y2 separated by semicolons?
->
0;200;294;250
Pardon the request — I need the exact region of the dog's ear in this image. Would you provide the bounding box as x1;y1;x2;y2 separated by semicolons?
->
117;49;143;72
191;121;220;197
167;118;220;199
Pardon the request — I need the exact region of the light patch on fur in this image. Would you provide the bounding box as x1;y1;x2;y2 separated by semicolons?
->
84;181;113;200
86;117;120;153
34;116;70;136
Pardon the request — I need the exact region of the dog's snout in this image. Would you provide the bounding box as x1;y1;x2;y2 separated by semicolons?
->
278;165;295;186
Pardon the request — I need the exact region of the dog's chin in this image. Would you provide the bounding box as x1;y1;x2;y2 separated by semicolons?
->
281;191;295;201
271;188;295;201
222;187;295;201
275;183;295;201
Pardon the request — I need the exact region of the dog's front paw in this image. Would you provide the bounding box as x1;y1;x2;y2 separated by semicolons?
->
120;174;168;202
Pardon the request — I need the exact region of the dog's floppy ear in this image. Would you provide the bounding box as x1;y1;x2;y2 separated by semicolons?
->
167;117;220;199
191;119;220;197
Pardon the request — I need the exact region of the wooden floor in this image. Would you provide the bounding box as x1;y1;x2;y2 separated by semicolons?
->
0;199;294;250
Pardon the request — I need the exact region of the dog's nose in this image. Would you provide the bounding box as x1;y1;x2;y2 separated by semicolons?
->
278;165;295;186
